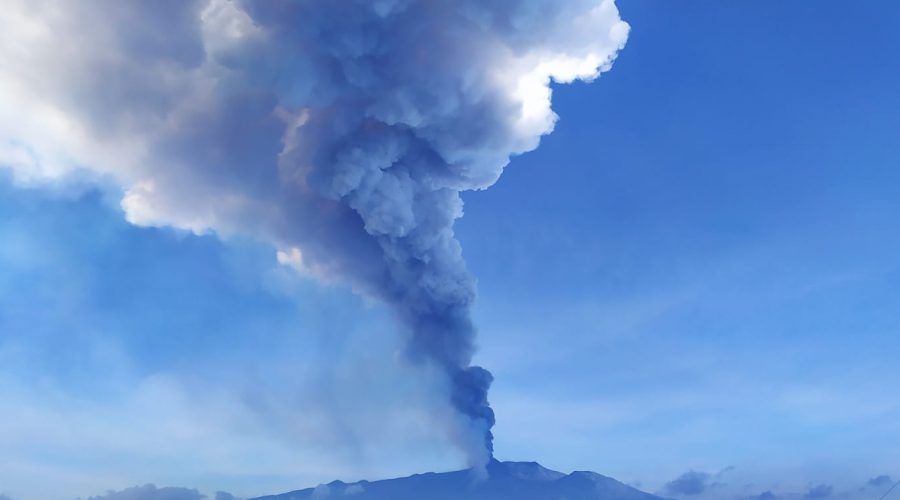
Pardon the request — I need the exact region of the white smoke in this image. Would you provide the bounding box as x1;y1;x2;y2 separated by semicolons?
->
0;0;628;466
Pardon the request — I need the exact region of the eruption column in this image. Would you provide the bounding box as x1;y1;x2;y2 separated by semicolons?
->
0;0;629;466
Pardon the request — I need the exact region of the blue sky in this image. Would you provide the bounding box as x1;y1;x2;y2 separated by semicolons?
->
467;0;900;495
1;1;899;499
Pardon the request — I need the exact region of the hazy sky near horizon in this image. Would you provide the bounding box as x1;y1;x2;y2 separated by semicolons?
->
1;1;900;500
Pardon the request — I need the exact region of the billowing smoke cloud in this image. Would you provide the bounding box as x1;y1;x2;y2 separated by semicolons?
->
0;0;628;466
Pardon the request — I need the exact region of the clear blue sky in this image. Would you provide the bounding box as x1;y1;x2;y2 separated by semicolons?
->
1;1;899;500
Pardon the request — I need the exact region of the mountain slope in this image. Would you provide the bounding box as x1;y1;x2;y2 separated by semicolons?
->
252;459;668;500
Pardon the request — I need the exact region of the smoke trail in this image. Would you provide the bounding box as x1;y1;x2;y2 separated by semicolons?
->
0;0;628;466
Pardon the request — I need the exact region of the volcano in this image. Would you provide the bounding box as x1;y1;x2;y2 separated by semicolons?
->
251;459;668;500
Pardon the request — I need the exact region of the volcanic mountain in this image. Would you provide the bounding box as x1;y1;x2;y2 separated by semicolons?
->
252;459;668;500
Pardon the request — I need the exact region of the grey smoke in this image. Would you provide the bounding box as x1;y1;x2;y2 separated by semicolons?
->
0;0;628;466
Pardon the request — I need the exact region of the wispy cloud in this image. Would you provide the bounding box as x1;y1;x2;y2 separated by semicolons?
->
86;485;204;500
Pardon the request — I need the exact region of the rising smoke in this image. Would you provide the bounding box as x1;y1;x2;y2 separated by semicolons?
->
0;0;628;466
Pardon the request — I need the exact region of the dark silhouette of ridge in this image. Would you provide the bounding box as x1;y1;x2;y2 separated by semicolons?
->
252;459;668;500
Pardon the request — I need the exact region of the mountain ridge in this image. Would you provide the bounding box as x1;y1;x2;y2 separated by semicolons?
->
251;459;669;500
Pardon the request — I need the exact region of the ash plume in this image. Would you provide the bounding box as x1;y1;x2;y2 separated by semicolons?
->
0;0;629;466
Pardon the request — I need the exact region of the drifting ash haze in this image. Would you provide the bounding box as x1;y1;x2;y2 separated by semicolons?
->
0;0;628;467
